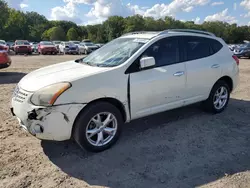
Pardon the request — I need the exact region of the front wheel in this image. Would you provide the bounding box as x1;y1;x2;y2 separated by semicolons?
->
73;102;123;152
202;80;230;113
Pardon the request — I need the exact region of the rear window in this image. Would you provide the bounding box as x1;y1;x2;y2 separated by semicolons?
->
183;36;223;61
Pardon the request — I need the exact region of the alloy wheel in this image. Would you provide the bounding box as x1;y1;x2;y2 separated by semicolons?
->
213;86;228;110
85;112;118;147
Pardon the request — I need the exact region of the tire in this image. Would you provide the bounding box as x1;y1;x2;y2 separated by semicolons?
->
202;80;230;113
73;102;123;152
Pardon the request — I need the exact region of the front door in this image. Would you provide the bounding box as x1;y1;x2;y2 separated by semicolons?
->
129;37;187;119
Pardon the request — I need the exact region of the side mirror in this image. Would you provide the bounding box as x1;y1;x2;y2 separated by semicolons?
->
140;57;156;69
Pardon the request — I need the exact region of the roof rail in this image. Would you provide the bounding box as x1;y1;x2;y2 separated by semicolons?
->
159;29;216;37
122;31;160;36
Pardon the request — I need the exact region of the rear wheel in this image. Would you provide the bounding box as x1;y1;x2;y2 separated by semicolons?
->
73;102;123;152
202;80;230;113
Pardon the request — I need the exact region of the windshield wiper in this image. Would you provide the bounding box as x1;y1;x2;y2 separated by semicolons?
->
75;59;92;66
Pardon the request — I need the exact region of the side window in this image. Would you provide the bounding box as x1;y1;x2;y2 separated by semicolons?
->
209;39;223;54
184;36;211;61
141;37;179;67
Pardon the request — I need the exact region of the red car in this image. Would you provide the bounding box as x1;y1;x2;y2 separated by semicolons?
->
38;41;58;55
0;40;9;51
14;40;32;55
0;46;11;69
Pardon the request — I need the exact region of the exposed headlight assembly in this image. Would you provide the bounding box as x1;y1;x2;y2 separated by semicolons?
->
30;82;71;106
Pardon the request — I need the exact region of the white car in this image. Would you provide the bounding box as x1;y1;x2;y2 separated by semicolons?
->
78;42;99;54
59;42;80;54
11;29;239;152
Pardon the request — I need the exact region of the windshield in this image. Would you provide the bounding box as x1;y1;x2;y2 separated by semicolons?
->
16;41;30;45
0;41;6;45
79;37;148;67
53;41;61;44
41;42;53;45
72;41;80;44
65;42;74;46
85;43;95;46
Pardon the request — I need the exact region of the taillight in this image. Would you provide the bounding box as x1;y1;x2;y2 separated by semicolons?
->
232;55;239;66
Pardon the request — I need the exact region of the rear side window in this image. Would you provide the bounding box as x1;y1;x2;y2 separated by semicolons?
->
183;36;223;61
210;39;223;54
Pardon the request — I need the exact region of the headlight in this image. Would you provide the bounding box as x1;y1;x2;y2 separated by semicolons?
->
30;82;71;106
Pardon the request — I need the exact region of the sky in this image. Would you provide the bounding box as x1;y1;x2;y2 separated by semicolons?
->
5;0;250;26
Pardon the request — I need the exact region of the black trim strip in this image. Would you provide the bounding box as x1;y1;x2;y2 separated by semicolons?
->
127;75;131;119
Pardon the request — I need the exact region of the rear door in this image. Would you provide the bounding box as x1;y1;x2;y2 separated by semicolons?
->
182;36;223;104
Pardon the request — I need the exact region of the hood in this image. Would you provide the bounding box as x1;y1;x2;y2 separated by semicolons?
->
19;60;109;92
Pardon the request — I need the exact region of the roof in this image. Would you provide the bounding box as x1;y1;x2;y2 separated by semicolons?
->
121;29;216;39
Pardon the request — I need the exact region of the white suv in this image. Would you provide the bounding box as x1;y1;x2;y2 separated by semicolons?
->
11;29;239;152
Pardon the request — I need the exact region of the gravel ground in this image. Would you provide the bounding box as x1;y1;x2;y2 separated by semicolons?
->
1;55;250;188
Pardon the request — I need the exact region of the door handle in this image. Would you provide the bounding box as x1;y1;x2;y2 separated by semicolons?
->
211;64;220;69
173;71;184;77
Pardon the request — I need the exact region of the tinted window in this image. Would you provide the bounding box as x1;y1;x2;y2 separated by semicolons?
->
141;37;179;67
184;36;211;61
210;39;223;54
183;36;223;61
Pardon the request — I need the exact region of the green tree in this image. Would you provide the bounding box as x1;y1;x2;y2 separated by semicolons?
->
0;0;10;38
4;9;28;40
42;26;66;41
103;16;125;41
66;27;78;40
124;15;145;33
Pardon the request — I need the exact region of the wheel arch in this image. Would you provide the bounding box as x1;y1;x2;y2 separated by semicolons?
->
71;97;128;138
216;76;233;92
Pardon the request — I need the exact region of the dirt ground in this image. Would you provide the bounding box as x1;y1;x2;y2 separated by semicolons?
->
1;54;250;188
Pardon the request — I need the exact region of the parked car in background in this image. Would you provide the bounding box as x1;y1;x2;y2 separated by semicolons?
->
7;42;15;51
69;41;81;46
59;42;79;54
95;43;104;48
52;41;61;51
79;42;99;54
14;40;32;55
31;43;38;53
0;45;11;69
6;41;14;48
10;29;239;152
0;40;10;52
82;39;92;43
234;42;250;58
38;41;58;55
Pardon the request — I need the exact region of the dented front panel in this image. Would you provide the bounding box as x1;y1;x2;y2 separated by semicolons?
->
12;93;85;140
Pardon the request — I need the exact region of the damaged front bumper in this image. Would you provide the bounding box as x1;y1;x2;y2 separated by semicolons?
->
11;97;86;141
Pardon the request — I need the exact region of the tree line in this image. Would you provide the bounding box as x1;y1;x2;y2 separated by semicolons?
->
1;0;250;44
